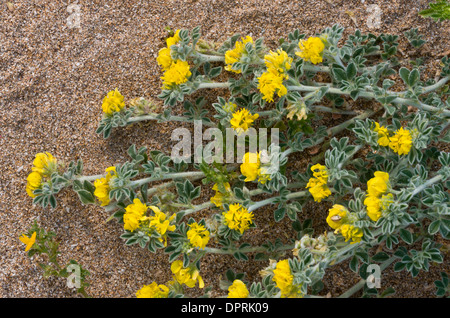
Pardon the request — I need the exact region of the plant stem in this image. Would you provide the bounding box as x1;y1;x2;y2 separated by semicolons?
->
197;82;231;89
129;171;206;188
287;84;450;117
311;105;358;115
126;112;216;127
195;53;225;62
247;190;308;212
410;174;444;198
421;76;450;94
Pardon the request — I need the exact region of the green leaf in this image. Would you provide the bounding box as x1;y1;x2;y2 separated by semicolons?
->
394;261;406;272
77;190;95;205
408;69;420;87
399;67;410;85
274;207;286;222
349;255;359;273
346;62;357;80
399;229;413;244
372;252;390;262
428;220;441;235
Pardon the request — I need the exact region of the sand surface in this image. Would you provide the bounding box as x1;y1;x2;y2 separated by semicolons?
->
1;0;449;298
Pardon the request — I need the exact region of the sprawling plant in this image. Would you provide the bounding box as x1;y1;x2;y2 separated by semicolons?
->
23;25;449;298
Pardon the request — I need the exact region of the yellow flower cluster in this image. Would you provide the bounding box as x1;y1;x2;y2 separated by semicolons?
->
264;49;292;78
102;89;125;116
19;232;37;252
137;260;205;296
123;199;176;245
272;259;303;298
363;171;393;222
296;37;325;64
157;30;192;89
230;108;259;134
373;123;413;155
257;49;291;102
93;166;116;206
26;152;57;198
187;222;210;249
389;127;413;156
148;206;176;246
227;279;249;298
123;198;148;232
157;30;181;70
224;36;253;73
338;224;363;243
210;182;232;208
306;164;331;202
222;203;254;234
136;282;170;298
240;152;271;184
161;60;192;89
171;260;205;288
373;122;390;147
326;204;363;244
257;72;288;103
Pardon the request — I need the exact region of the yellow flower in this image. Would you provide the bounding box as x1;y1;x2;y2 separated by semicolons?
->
136;282;169;298
166;30;181;47
227;280;249;298
157;47;174;71
306;164;331;202
102;89;125;116
187;222;210;249
19;232;37;252
306;179;331;202
222;203;254;234
326;204;348;230
373;122;390;147
366;171;390;197
32;152;57;177
26;171;42;198
272;259;302;298
296;37;325;64
224;36;253;73
230;108;259;134
171;260;205;288
161;60;192;89
364;192;394;222
337;224;363;244
148;206;176;245
310;164;328;184
123;198;148;232
240;152;261;182
93;167;116;206
240;152;272;184
364;195;382;222
257;71;288;103
264;49;292;78
157;30;182;71
210;182;232;208
389;127;412;155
